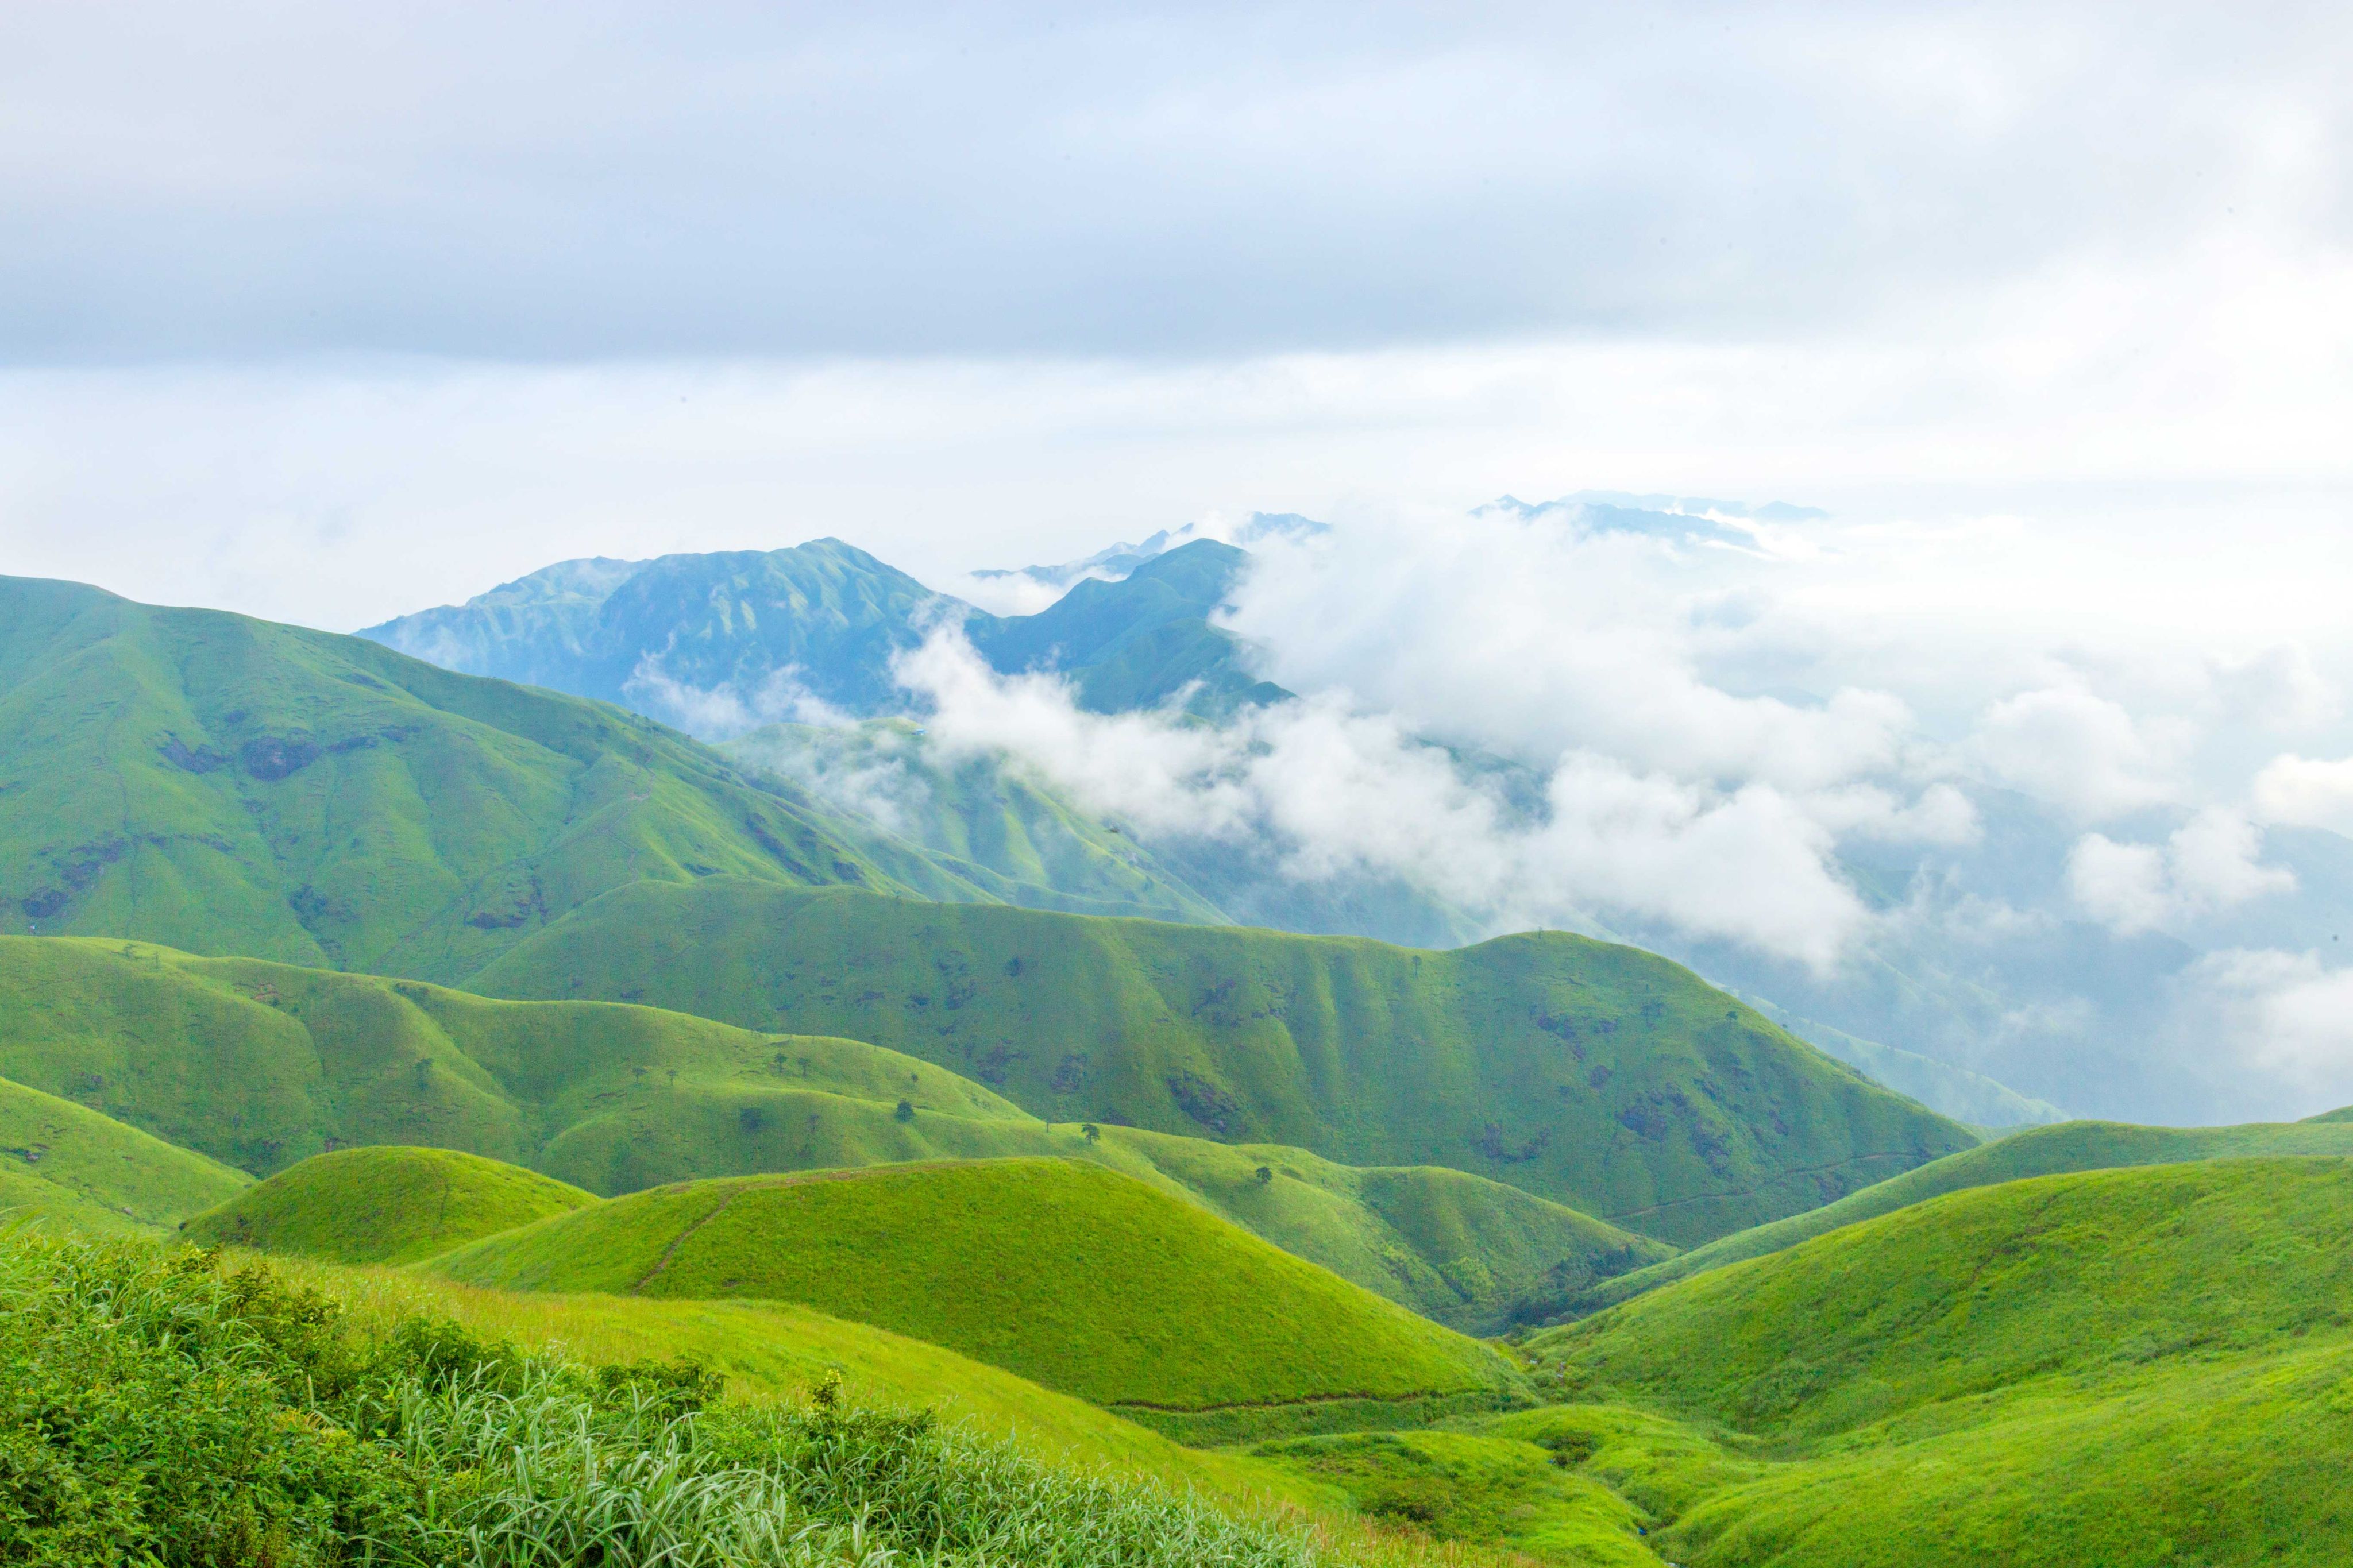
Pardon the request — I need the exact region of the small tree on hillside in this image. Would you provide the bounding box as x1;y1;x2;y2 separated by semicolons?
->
1082;1123;1101;1144
894;1099;916;1123
1254;1166;1274;1186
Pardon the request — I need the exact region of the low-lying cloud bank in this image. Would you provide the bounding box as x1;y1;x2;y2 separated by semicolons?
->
843;496;2353;1122
895;630;1916;971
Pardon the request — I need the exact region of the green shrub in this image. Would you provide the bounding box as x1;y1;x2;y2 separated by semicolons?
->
0;1227;1340;1567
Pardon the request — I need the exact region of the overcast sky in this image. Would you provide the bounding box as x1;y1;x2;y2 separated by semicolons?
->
3;1;2350;627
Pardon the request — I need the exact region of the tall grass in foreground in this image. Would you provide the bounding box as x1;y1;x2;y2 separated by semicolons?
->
0;1227;1338;1566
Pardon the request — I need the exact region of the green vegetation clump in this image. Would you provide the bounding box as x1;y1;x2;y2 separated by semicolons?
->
183;1145;595;1264
1568;1112;2353;1314
473;880;1974;1245
0;1073;248;1233
432;1157;1519;1419
0;1228;1344;1567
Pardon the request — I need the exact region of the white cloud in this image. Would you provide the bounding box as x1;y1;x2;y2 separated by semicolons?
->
2066;807;2295;935
728;724;934;838
620;656;851;740
892;629;1880;970
1225;504;1924;794
2182;948;2353;1111
2250;752;2353;834
1968;686;2185;818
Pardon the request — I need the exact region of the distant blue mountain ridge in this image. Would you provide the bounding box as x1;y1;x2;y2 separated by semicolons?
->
362;535;1289;736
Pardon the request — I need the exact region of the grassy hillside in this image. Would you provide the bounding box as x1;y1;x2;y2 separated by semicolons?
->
0;1075;248;1232
0;935;1659;1326
1513;1158;2353;1566
474;880;1974;1246
1567;1113;2353;1315
1542;1157;2353;1435
182;1145;593;1264
431;1157;1522;1427
0;576;1035;981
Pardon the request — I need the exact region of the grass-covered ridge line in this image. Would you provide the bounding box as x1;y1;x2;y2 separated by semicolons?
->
0;936;1661;1327
183;1145;595;1265
473;879;1974;1246
0;1227;1356;1567
1563;1113;2353;1315
431;1157;1522;1420
0;936;1023;1176
0;1074;249;1233
1514;1158;2353;1566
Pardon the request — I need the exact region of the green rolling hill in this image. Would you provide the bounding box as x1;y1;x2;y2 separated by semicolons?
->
0;1074;249;1233
1562;1111;2353;1315
1521;1157;2353;1566
0;935;1662;1327
430;1156;1523;1437
182;1145;595;1264
473;880;1976;1246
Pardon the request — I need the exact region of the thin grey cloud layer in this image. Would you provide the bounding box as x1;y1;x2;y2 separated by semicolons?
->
5;2;2345;361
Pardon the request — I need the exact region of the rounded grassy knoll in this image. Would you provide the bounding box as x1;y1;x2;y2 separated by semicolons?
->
1542;1156;2353;1435
184;1145;595;1265
430;1156;1518;1419
1567;1113;2353;1315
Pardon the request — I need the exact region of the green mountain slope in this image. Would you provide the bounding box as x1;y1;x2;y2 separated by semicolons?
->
1568;1113;2353;1315
0;575;1006;978
1522;1159;2353;1567
0;1075;249;1233
0;935;1656;1327
965;540;1289;716
183;1145;594;1264
473;880;1976;1246
431;1156;1521;1431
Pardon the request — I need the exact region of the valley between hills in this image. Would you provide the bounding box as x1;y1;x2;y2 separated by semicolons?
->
7;563;2353;1566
